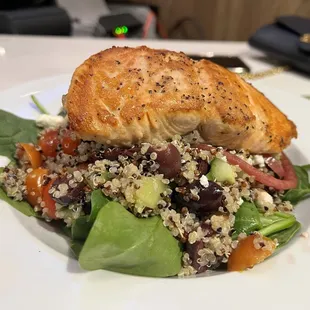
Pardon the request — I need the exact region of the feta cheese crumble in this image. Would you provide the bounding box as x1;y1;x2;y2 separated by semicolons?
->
199;175;209;188
253;155;265;167
36;114;67;129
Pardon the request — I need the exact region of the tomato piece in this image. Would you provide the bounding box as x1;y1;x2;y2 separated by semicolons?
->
39;130;60;158
227;234;276;272
61;130;80;155
17;143;42;168
25;168;49;207
42;180;57;219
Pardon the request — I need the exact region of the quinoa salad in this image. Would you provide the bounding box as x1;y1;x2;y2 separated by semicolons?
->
0;106;308;277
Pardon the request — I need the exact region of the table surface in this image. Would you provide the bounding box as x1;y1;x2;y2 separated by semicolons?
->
0;35;309;97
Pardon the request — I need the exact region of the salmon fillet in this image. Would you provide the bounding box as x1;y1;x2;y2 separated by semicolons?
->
64;46;297;153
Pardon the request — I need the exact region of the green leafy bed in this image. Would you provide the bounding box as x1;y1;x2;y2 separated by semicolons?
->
0;110;39;161
0;109;309;277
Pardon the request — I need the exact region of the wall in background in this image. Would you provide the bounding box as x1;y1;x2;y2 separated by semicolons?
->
124;0;310;40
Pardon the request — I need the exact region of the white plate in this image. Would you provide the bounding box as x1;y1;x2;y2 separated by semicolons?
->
1;75;310;310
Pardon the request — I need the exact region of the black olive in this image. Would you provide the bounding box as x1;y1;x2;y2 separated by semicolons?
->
186;240;207;273
175;180;225;217
201;221;216;237
148;143;181;179
90;147;139;162
51;176;85;205
197;159;209;176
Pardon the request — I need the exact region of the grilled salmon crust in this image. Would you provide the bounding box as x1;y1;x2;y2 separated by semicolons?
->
65;46;297;153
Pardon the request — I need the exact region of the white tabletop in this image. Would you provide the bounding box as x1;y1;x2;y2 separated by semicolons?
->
0;35;309;97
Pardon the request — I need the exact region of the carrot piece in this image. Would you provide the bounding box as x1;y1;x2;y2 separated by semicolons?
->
19;143;42;168
228;234;276;272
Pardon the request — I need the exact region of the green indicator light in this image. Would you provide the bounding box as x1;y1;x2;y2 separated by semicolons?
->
122;26;128;34
115;27;122;35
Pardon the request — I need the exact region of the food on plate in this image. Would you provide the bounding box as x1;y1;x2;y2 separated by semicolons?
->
65;46;296;153
227;234;276;272
0;46;309;277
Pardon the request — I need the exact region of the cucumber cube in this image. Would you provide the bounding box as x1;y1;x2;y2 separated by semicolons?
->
135;177;167;209
209;158;235;184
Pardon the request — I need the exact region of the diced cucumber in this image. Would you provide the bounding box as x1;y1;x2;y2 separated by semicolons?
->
99;171;113;182
135;177;167;209
85;171;112;190
208;158;235;184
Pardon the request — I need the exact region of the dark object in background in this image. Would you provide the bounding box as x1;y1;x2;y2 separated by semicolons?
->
94;13;143;37
0;6;71;35
249;15;310;74
0;0;55;10
187;55;251;73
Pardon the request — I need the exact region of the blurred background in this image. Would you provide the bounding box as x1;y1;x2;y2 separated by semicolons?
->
0;0;309;40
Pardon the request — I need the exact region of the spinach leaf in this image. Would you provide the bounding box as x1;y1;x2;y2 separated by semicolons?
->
79;201;182;277
233;202;262;237
268;221;301;249
71;189;109;241
302;165;310;170
283;166;310;204
71;216;93;241
59;223;72;238
259;214;283;227
258;215;296;236
259;212;294;227
0;109;39;160
30;95;49;115
233;201;298;242
88;189;109;223
0;187;37;217
293;166;310;188
71;241;84;258
284;189;310;204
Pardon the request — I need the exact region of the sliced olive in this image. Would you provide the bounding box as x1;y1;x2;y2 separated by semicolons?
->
175;180;225;217
90;147;139;162
197;159;209;176
186;240;207;273
149;143;181;179
50;176;85;205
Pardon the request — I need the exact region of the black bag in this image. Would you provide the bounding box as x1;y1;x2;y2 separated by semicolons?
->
249;15;310;74
0;7;71;36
